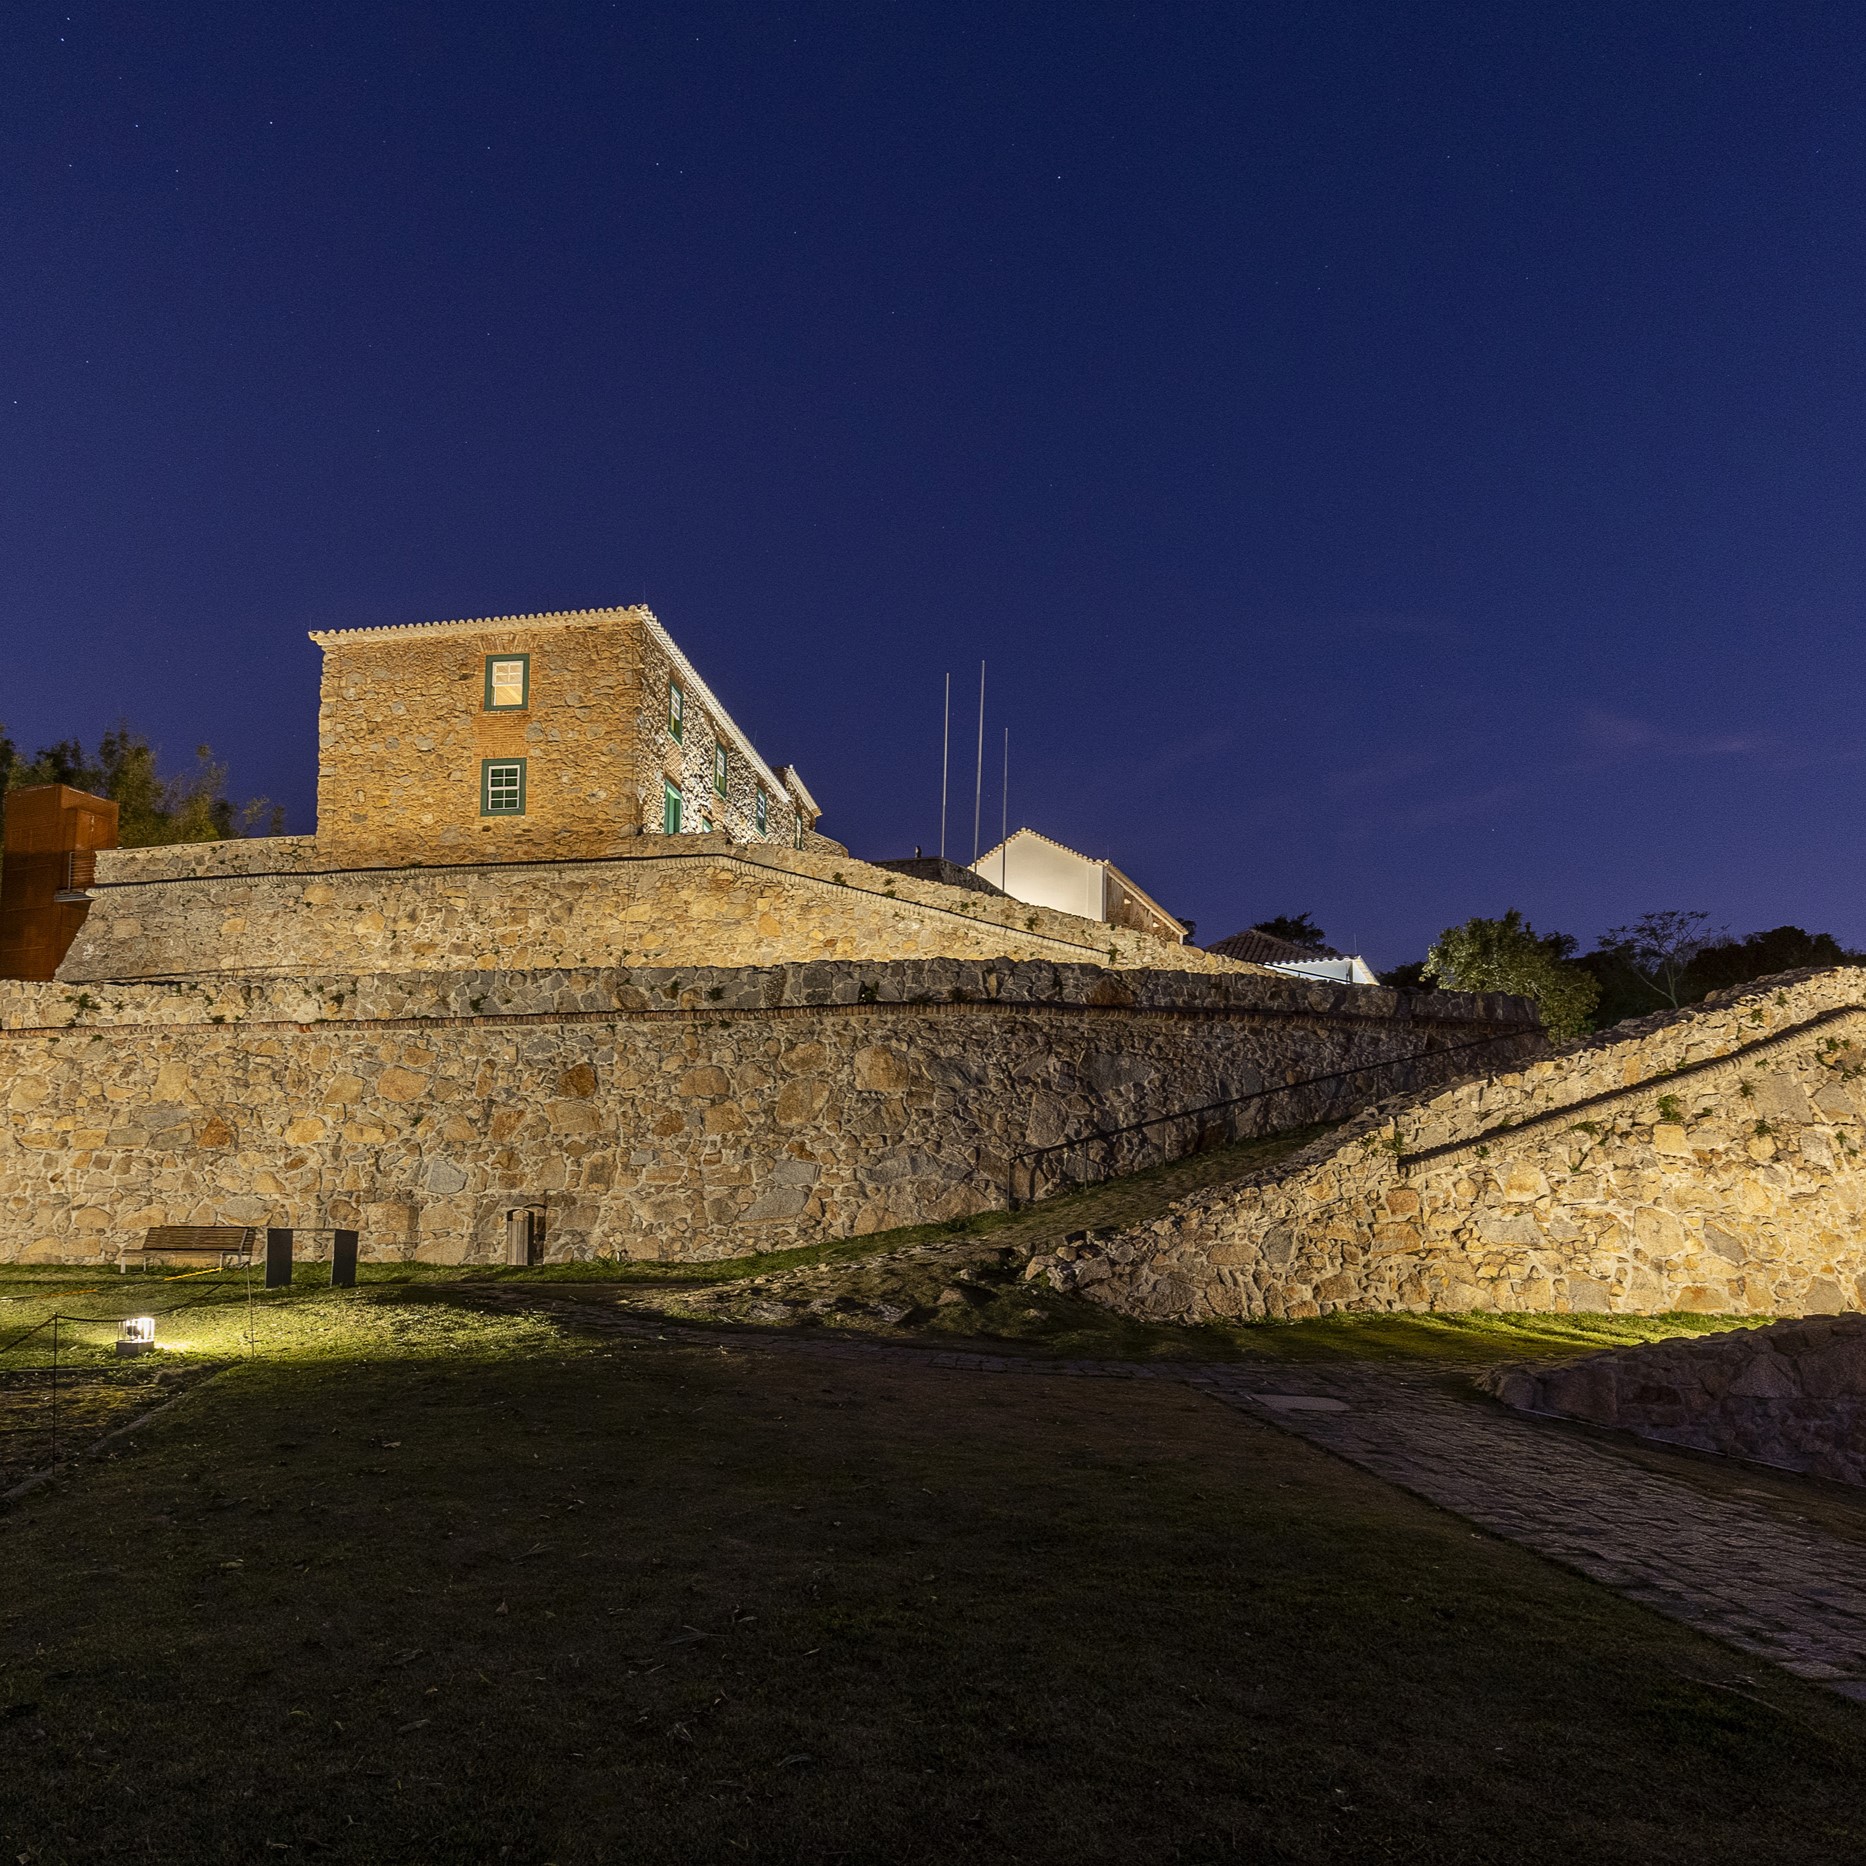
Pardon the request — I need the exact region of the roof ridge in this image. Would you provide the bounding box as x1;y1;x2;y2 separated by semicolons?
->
975;825;1103;865
309;604;652;645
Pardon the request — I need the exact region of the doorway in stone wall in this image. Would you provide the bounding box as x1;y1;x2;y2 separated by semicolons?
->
505;1205;547;1267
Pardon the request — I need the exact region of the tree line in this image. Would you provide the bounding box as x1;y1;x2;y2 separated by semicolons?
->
1252;909;1861;1039
0;724;282;848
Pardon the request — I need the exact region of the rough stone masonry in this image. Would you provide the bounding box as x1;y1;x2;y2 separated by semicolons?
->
0;959;1539;1265
1030;966;1866;1321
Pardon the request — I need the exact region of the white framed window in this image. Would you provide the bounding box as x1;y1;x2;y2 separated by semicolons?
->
484;655;528;710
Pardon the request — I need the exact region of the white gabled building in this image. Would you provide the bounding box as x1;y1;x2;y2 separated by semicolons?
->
970;828;1187;945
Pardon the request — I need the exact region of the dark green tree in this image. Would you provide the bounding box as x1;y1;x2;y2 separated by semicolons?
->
0;722;281;846
1592;910;1719;1011
1577;914;1861;1028
1684;925;1862;994
1424;909;1600;1038
1251;913;1328;951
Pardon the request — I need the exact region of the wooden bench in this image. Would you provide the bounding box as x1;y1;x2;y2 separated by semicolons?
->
120;1225;258;1272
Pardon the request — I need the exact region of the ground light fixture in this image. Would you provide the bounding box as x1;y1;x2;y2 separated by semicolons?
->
116;1316;156;1357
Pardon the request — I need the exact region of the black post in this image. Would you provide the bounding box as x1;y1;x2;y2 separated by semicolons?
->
330;1228;358;1289
49;1315;59;1465
265;1227;293;1289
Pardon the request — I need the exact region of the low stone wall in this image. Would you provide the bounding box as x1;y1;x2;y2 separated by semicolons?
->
0;959;1538;1266
1482;1318;1866;1487
88;837;325;881
1030;967;1866;1321
63;840;1247;983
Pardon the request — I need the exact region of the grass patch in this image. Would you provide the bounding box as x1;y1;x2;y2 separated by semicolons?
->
0;1290;1861;1863
1253;1308;1773;1364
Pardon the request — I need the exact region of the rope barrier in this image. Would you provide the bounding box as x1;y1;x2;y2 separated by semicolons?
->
0;1271;253;1359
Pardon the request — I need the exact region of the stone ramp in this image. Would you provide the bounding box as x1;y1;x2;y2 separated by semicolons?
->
1027;965;1866;1324
1481;1315;1866;1487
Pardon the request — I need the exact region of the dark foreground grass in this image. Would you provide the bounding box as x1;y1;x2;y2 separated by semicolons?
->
1;1293;1863;1864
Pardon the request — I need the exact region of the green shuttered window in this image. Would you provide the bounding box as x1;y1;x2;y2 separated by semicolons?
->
482;758;526;815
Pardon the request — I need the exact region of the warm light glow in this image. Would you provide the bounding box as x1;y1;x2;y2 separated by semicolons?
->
119;1316;155;1346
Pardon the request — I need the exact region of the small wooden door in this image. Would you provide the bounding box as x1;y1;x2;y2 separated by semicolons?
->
505;1205;547;1266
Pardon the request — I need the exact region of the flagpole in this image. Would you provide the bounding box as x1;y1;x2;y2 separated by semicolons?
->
971;661;986;863
939;673;950;860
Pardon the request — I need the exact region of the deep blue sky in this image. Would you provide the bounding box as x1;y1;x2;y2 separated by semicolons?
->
5;3;1865;963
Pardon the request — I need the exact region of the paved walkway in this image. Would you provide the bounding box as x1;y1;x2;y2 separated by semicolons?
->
1188;1361;1866;1699
460;1286;1866;1701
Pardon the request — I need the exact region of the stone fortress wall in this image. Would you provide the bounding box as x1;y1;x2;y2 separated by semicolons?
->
1030;967;1866;1322
0;960;1540;1266
59;839;1246;984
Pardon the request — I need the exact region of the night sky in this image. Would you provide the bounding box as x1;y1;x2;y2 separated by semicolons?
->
5;3;1864;964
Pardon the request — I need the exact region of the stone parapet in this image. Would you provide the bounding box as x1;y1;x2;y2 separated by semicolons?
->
60;841;1264;983
93;836;323;882
1;955;1533;1031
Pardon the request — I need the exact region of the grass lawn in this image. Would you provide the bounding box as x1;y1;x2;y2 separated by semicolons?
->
0;1282;1863;1863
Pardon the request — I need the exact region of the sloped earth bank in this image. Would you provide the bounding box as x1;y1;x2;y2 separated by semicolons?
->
1483;1314;1866;1486
605;1128;1331;1349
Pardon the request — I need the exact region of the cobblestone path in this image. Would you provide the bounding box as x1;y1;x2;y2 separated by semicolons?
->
466;1286;1866;1702
1186;1360;1866;1700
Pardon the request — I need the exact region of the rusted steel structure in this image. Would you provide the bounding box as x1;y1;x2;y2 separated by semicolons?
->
0;785;119;981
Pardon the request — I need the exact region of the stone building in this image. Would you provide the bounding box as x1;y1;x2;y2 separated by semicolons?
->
311;605;828;866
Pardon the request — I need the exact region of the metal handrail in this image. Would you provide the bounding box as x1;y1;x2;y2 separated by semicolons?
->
1003;1027;1532;1209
